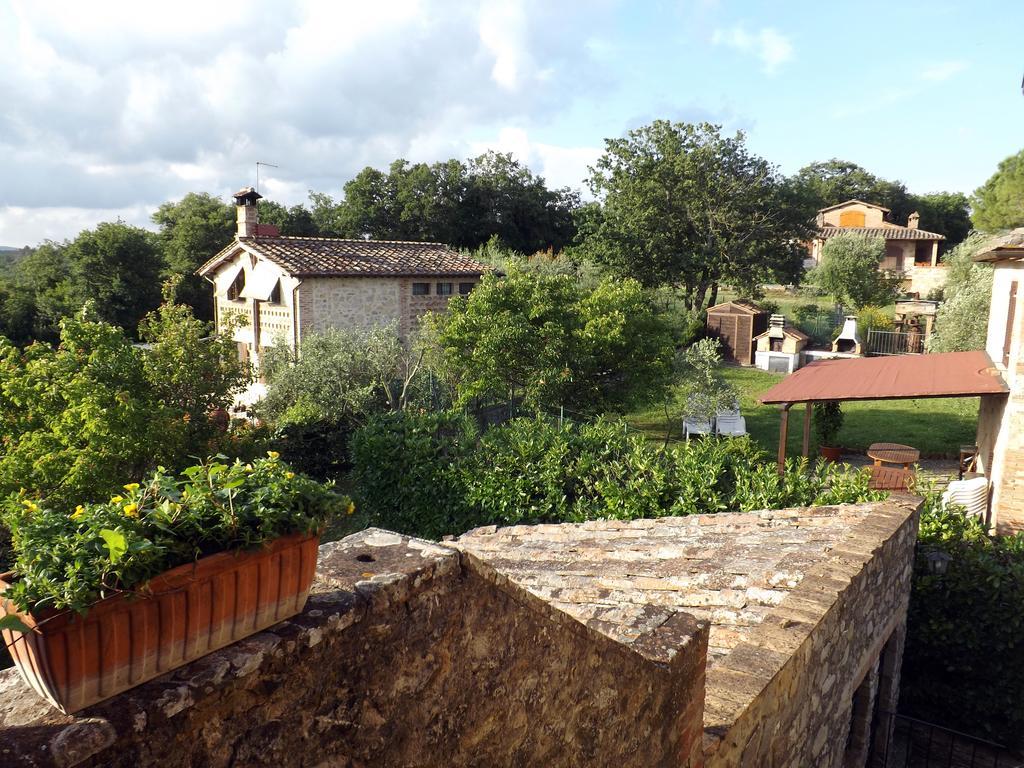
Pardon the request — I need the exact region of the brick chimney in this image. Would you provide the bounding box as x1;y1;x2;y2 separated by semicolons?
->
233;187;262;238
907;211;920;230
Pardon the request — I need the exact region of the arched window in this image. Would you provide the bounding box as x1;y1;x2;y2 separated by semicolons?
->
226;270;245;301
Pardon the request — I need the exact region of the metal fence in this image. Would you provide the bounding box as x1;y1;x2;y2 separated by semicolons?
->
867;329;927;356
871;712;1021;768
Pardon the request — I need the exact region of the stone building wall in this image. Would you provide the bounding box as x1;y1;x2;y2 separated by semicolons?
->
0;530;707;768
300;277;403;336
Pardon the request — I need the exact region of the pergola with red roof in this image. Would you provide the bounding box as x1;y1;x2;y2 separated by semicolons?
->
757;351;1008;472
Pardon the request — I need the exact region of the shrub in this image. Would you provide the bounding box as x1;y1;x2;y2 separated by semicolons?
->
856;305;893;335
350;412;887;540
813;401;844;447
901;495;1024;748
0;454;346;617
349;411;479;539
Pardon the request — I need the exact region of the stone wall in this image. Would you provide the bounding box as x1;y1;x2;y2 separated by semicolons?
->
699;500;919;767
0;530;707;768
0;502;918;767
301;277;403;336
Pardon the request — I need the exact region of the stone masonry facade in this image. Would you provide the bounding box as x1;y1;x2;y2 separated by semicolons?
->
0;500;918;767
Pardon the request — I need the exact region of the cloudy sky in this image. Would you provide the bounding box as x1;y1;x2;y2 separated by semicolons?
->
1;0;1022;247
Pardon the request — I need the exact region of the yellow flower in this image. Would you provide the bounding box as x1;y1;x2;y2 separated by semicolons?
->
110;495;124;504
267;451;280;460
346;501;356;516
72;505;86;520
21;499;39;512
244;464;254;473
285;471;295;479
123;483;140;492
123;503;139;518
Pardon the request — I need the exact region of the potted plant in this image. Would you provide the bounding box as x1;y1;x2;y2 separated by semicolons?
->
0;453;348;714
814;401;844;462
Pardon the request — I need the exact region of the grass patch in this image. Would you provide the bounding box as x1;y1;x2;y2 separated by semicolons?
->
628;366;978;459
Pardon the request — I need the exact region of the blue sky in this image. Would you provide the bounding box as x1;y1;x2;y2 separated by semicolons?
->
1;0;1021;245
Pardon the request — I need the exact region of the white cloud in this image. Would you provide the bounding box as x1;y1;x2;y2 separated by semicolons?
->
712;25;793;74
0;0;612;245
470;126;600;192
921;60;968;82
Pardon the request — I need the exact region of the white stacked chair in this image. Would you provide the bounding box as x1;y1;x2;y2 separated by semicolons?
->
941;476;989;520
715;407;747;437
683;415;714;440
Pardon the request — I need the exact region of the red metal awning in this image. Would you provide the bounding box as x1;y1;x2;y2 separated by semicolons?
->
758;351;1007;405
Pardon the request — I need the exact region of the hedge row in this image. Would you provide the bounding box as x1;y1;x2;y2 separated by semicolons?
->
350;411;884;541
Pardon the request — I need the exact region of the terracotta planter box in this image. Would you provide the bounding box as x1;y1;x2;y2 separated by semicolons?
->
820;445;843;462
1;532;319;714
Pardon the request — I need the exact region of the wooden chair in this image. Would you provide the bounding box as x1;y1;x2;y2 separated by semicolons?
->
868;465;916;492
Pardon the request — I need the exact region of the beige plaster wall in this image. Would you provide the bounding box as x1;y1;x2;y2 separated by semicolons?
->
820;202;887;228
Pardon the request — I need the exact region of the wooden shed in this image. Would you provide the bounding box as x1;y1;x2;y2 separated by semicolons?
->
706;301;768;366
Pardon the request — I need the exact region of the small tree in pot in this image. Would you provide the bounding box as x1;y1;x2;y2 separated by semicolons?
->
814;401;844;461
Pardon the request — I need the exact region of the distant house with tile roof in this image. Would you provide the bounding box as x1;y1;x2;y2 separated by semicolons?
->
197;187;490;367
807;199;947;297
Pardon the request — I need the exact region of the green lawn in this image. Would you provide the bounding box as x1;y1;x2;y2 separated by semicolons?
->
628;366;978;459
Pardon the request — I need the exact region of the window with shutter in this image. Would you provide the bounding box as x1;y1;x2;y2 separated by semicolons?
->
839;210;866;227
1003;281;1017;367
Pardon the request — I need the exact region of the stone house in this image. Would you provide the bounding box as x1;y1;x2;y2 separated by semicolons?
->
197;188;490;367
808;199;946;297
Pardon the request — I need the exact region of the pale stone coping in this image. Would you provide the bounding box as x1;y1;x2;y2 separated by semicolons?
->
455;500;922;752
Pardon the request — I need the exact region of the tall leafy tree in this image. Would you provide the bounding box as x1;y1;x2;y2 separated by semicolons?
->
792;159;972;246
152;193;235;320
257;200;321;236
911;191;972;246
972;148;1024;231
814;234;897;309
63;222;165;334
791;159;914;221
431;269;674;414
582;120;809;310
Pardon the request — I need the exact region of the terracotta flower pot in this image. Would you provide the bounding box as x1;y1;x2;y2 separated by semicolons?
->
820;445;843;462
1;531;319;714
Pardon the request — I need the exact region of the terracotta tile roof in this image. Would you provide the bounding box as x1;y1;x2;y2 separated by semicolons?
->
753;326;809;342
197;236;490;278
818;225;944;241
757;350;1006;404
973;228;1024;262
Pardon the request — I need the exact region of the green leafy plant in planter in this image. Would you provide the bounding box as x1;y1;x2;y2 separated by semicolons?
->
0;453;349;713
813;401;844;461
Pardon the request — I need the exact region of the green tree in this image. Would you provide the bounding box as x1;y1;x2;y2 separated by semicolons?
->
927;233;994;352
431;269;675;414
152;193;236;321
7;242;75;343
333;153;577;252
62;222;165;335
137;280;251;442
791;159;914;222
813;234;897;309
972;148;1024;231
582;121;810;310
0;308;177;508
256;199;320;236
259;324;426;427
911;191;972;247
675;337;737;424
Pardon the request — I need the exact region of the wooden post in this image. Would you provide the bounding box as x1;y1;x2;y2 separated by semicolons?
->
802;402;812;458
777;403;792;474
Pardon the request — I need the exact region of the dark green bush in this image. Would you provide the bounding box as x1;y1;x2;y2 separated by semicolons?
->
901;496;1024;748
351;413;884;540
273;419;355;482
349;411;479;539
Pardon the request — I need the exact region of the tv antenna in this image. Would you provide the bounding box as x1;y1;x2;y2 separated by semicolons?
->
255;161;279;195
